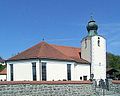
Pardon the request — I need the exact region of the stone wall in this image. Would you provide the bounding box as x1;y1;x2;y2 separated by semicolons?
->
0;80;120;96
110;80;120;94
0;81;95;96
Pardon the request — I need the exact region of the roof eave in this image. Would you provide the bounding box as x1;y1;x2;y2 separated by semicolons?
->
6;57;90;64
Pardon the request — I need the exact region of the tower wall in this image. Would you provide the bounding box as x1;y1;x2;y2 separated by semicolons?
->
81;37;91;62
81;35;106;81
91;36;106;81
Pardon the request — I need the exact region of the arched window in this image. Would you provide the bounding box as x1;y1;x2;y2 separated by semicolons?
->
98;37;100;47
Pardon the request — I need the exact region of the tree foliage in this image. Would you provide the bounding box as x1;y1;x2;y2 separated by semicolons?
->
0;64;5;71
107;53;120;71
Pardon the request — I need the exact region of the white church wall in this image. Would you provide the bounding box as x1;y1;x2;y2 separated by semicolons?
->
41;59;75;81
74;64;90;80
7;63;10;81
41;60;90;81
91;36;106;80
7;59;91;81
7;59;39;81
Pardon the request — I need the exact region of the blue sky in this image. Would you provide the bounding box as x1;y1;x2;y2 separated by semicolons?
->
0;0;120;59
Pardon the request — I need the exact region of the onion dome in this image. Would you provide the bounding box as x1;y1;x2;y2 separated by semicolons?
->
86;16;98;36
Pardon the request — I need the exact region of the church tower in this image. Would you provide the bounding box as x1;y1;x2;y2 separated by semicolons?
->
81;17;106;81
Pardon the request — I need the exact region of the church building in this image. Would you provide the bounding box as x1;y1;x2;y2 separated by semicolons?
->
6;18;106;82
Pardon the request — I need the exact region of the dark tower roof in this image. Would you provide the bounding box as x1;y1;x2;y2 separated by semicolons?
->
86;16;98;36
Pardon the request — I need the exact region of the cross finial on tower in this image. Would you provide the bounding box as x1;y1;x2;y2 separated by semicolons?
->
42;38;45;41
90;13;94;21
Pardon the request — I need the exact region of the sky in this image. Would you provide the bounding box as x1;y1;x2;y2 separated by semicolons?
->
0;0;120;59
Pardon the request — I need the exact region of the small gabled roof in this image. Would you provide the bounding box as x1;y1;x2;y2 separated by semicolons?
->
0;68;7;75
8;42;89;64
107;68;119;74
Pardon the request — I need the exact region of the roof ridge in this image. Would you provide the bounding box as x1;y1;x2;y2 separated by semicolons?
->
50;44;80;49
37;42;47;57
8;42;45;60
50;44;80;61
40;42;74;60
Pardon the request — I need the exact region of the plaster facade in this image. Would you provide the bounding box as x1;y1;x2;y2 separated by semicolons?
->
7;59;90;81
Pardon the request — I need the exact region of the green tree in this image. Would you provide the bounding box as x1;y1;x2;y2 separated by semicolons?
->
107;53;120;71
0;64;5;71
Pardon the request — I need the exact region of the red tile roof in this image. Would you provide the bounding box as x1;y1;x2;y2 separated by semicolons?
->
0;68;7;75
8;42;89;64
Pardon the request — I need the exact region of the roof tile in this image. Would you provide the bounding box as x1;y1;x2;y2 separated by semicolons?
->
8;42;89;64
0;68;7;75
